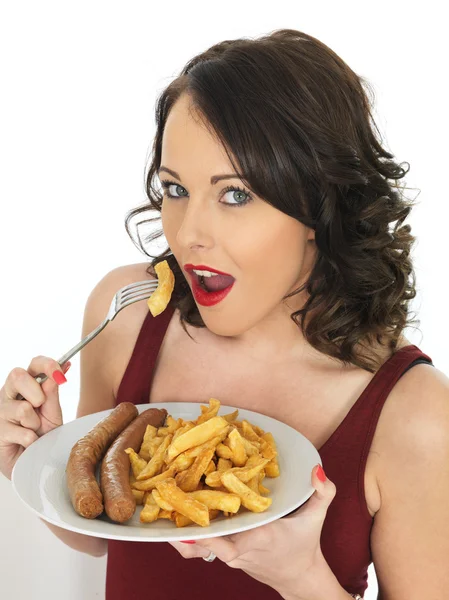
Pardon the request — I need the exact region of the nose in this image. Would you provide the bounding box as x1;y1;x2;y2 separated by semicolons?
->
175;196;215;251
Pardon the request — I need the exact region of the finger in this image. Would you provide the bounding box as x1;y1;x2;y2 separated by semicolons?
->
168;541;213;560
3;367;46;408
27;356;69;390
0;418;39;448
194;535;240;564
0;398;41;432
296;464;336;520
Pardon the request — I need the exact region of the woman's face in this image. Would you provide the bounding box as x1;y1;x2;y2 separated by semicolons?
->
160;93;316;338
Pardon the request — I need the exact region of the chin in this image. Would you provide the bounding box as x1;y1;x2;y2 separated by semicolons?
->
198;310;253;338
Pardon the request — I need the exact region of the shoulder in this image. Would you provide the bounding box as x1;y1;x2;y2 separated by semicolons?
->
85;262;158;395
94;262;156;290
375;360;449;496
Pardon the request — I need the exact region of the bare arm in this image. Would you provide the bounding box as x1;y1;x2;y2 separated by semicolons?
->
371;365;449;598
40;520;107;557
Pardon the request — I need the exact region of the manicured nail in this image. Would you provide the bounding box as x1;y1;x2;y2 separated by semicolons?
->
180;540;196;544
62;361;71;374
53;370;67;385
316;464;326;482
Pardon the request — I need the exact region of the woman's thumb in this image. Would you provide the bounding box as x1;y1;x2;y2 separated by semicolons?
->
302;464;337;519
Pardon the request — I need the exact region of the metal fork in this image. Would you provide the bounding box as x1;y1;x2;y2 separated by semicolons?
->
16;279;159;400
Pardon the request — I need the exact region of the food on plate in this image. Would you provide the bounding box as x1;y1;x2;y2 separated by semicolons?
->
132;399;280;527
67;398;280;528
147;260;175;316
65;402;139;519
100;407;167;523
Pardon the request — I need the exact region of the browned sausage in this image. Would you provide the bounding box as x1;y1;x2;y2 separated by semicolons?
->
100;407;167;523
66;402;139;519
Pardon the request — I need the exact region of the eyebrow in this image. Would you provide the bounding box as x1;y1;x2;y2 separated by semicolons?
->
158;166;242;185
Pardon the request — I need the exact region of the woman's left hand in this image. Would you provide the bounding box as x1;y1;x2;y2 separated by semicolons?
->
169;464;337;600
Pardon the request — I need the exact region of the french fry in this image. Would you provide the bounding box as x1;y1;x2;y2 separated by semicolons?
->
188;490;241;513
222;409;239;423
175;446;216;492
132;489;145;505
156;478;210;527
125;448;148;478
216;443;233;461
140;493;160;523
258;471;271;495
165;417;229;462
217;458;233;472
183;430;228;459
204;460;216;475
138;424;158;461
136;435;173;480
147;260;175;317
240;436;260;457
220;471;272;513
132;465;177;491
247;475;260;494
158;509;175;520
195;398;221;424
173;422;195;441
151;489;175;511
241;420;261;442
157;416;180;436
226;428;247;467
262;432;280;477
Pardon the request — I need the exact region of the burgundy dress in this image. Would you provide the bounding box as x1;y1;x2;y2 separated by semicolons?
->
105;303;433;599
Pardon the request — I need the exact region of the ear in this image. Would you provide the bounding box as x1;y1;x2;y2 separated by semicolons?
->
307;228;315;241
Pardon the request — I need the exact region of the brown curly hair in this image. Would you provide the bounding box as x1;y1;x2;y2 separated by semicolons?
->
125;28;419;373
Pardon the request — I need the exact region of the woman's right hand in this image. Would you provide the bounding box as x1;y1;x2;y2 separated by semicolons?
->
0;356;72;481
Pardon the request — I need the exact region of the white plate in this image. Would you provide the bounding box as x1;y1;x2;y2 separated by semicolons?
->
11;402;321;542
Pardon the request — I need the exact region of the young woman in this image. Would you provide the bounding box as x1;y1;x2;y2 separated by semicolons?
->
1;29;448;600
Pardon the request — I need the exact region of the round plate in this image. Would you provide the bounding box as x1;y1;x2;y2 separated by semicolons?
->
11;402;321;542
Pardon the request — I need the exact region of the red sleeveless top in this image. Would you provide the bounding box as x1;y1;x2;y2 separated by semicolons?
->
105;303;433;599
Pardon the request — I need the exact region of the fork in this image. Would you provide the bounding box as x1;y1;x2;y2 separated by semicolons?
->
16;279;159;401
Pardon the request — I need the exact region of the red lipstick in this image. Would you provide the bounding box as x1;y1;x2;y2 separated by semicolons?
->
184;264;235;307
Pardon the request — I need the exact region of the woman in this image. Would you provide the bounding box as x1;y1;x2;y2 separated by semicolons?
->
1;29;448;599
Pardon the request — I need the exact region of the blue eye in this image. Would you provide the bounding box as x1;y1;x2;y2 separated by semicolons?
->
160;179;253;208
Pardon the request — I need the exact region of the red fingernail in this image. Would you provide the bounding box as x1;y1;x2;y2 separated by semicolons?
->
62;361;71;374
52;370;67;385
180;540;196;544
317;465;326;482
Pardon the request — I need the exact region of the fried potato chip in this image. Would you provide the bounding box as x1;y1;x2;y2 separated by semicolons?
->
125;448;148;478
151;489;175;511
132;489;146;505
138;425;158;461
188;490;241;513
226;428;247;467
262;432;280;477
140;493;160;523
147;260;175;317
220;471;272;513
217;458;233;472
166;417;229;463
175;446;216;492
132;465;177;491
136;435;173;480
156;478;210;527
195;398;221;424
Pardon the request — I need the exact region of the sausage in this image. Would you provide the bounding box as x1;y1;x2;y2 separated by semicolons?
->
100;407;167;523
66;402;139;519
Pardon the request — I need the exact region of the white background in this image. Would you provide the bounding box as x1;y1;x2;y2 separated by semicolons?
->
0;2;447;599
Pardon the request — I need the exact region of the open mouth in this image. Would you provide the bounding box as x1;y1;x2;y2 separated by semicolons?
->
193;272;235;293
